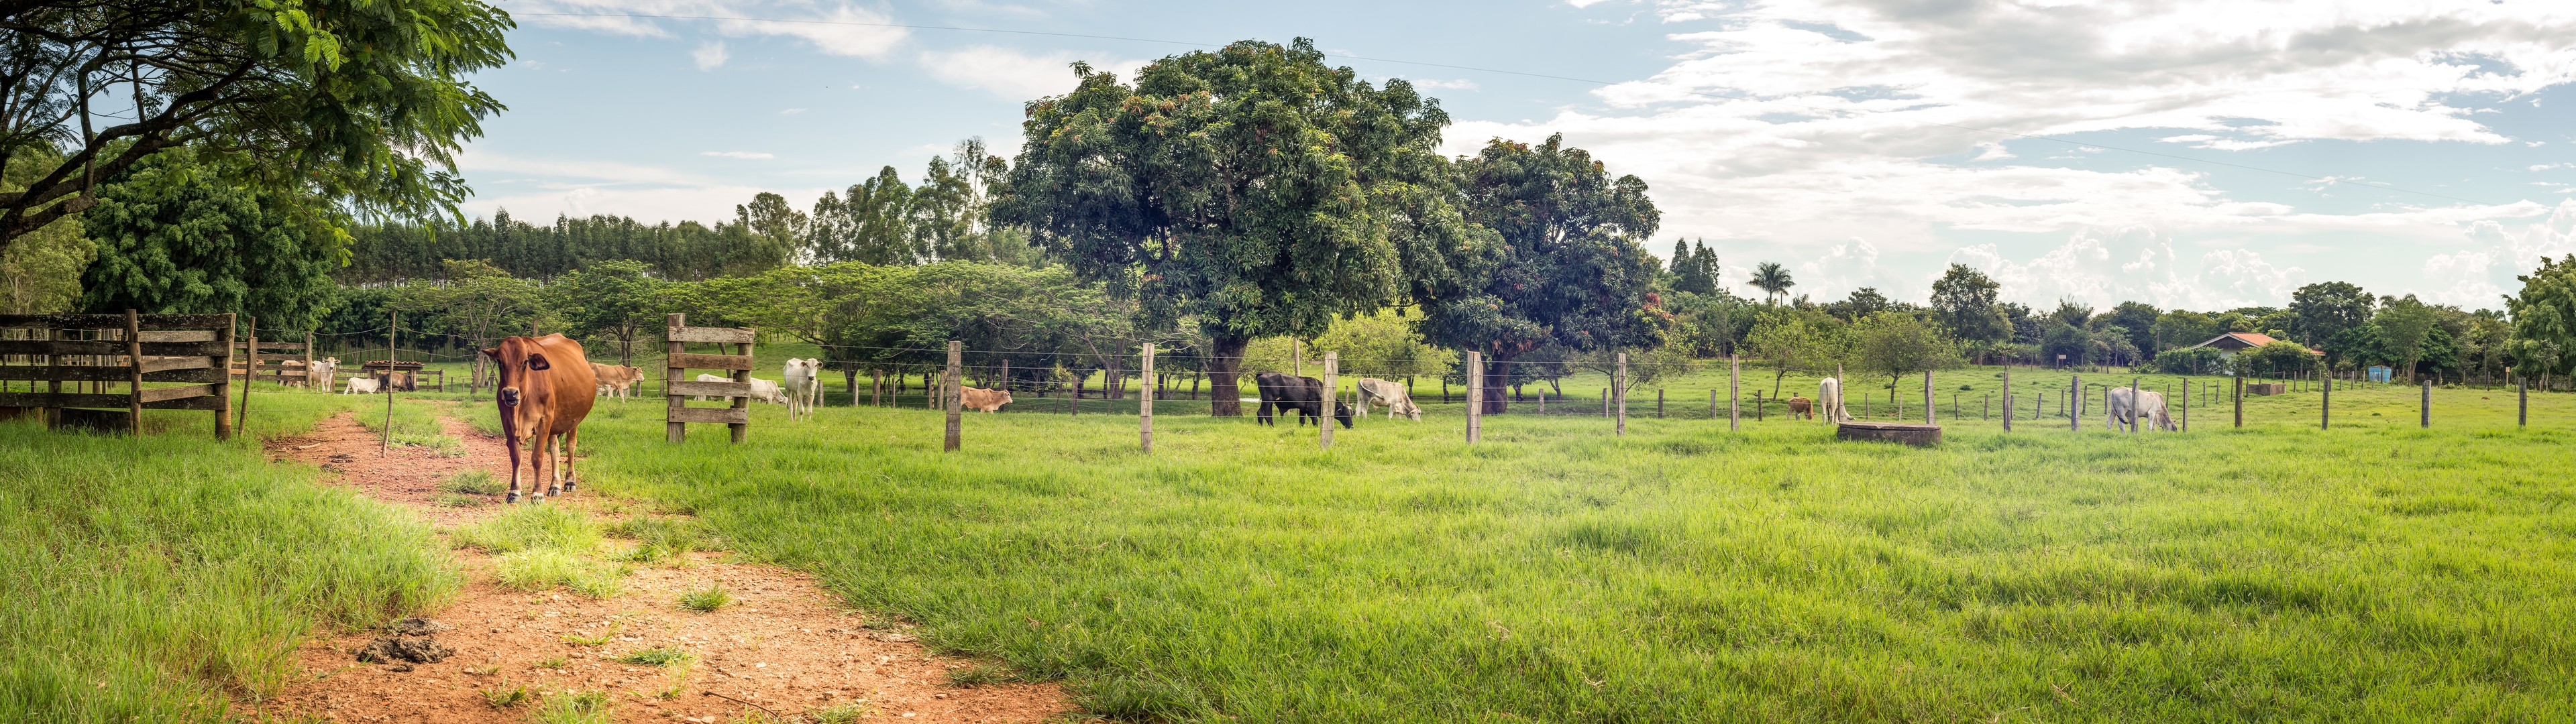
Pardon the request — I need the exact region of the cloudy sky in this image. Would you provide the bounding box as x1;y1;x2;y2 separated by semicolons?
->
468;0;2576;312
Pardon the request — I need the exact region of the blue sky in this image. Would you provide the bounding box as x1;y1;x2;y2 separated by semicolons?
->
464;0;2576;312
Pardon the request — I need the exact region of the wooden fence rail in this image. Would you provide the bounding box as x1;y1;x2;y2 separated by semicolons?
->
0;312;235;438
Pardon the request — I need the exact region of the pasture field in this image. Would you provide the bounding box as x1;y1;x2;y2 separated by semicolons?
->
0;404;457;722
523;379;2576;723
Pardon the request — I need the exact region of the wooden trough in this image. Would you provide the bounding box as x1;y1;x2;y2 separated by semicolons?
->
2248;382;2287;396
1837;420;1941;446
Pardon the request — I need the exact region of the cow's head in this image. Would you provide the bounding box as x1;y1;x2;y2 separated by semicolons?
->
481;336;554;440
1332;401;1354;428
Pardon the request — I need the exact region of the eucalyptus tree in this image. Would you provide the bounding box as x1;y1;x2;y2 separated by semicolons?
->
0;0;512;250
1412;133;1660;414
997;38;1475;416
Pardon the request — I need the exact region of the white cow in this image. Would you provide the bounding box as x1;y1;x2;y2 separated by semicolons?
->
1817;377;1854;422
1353;378;1420;420
694;373;786;404
802;358;822;411
307;357;339;390
781;359;820;420
2106;387;2176;431
343;375;380;395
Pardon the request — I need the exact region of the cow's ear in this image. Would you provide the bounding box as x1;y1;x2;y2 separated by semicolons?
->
526;353;551;370
481;347;500;360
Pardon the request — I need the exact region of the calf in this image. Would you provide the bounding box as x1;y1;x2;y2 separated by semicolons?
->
591;363;643;400
1354;378;1420;420
695;373;786;404
961;386;1013;412
1254;371;1352;428
1788;396;1813;420
343;375;380;395
309;357;339;391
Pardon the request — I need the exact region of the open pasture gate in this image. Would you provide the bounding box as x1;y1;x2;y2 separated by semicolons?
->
662;313;756;443
0;312;234;437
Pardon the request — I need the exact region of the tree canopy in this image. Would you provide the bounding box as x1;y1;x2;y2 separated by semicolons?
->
998;39;1472;415
78;149;337;326
0;0;513;250
1929;263;2010;343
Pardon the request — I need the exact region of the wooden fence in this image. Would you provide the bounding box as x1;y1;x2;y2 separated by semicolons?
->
662;314;757;443
231;336;312;385
0;312;235;438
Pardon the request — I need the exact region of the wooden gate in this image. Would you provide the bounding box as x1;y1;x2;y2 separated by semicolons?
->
231;337;311;385
0;312;235;438
662;313;756;443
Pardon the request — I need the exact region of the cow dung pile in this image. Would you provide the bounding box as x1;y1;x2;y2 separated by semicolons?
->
354;627;454;672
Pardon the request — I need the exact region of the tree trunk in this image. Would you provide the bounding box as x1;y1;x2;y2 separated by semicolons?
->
1481;359;1510;414
1208;335;1249;417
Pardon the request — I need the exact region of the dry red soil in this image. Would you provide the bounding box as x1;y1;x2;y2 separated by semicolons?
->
247;410;1071;723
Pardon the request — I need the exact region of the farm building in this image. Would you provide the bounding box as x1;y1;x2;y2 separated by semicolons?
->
2188;332;2325;359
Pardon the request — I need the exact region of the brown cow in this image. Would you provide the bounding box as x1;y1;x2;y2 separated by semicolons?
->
1788;396;1813;420
591;363;643;400
482;334;597;504
961;386;1012;412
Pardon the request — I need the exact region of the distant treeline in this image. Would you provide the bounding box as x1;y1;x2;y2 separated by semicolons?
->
340;210;792;284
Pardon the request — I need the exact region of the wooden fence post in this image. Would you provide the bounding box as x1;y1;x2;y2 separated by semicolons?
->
1613;353;1627;436
944;341;962;452
2420;378;2430;428
236;315;255;434
214;314;234;440
2069;375;2080;432
665;314;686;443
1321;351;1337;450
2322;376;2332;430
1140;343;1155;453
1925;370;1936;425
1466;352;1481;443
1728;355;1739;432
121;309;141;432
382;312;395;457
2233;374;2244;428
2001;369;2011;432
2519;375;2528;426
1656;388;1664;419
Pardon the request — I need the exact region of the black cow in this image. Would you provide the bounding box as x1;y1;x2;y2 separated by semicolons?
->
1254;372;1354;428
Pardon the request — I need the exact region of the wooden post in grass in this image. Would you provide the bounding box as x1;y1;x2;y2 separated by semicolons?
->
1614;353;1627;436
2002;369;2012;432
1657;388;1664;419
1708;389;1716;420
2420;377;2430;428
213;314;233;440
2130;377;2141;434
123;306;143;430
2069;375;2080;431
665;314;685;442
1140;343;1155;453
944;341;962;452
1924;370;1935;424
1466;351;1482;443
1321;351;1337;450
382;312;394;456
2518;374;2528;426
1728;355;1739;431
2233;374;2244;428
2322;376;2332;430
237;315;255;434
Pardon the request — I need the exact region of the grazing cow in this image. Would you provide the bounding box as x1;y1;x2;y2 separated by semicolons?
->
309;357;339;391
343;375;380;395
591;363;643;400
781;359;818;420
800;359;822;411
1354;378;1420;420
1253;372;1353;428
2105;387;2176;431
961;386;1013;412
694;373;786;404
482;334;598;504
1817;378;1854;422
1787;396;1813;420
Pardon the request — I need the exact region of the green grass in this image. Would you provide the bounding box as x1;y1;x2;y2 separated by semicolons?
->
561;377;2576;723
453;503;602;554
610;647;694;666
530;688;612;724
0;419;458;722
441;469;506;496
478;681;532;708
676;585;732;613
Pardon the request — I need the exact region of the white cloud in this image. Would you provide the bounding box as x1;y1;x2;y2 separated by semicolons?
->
778;108;806;115
1407;78;1481;90
515;1;909;58
700;151;773;159
692;40;728;70
917;46;1147;99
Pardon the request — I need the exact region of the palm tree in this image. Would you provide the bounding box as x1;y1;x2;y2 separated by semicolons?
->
1750;261;1794;304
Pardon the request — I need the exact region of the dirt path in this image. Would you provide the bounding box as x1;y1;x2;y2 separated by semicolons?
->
250;410;1070;723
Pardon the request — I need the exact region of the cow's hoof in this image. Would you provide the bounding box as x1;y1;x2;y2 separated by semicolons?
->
504;492;519;504
561;481;576;493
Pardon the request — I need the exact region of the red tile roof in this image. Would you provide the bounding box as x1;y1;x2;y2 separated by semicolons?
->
2192;332;2324;354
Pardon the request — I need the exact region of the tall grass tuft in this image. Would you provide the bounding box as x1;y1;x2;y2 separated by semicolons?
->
529;688;612;724
0;420;458;721
451;503;600;554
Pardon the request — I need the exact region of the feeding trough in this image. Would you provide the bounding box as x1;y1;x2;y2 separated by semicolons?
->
1837;420;1941;446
